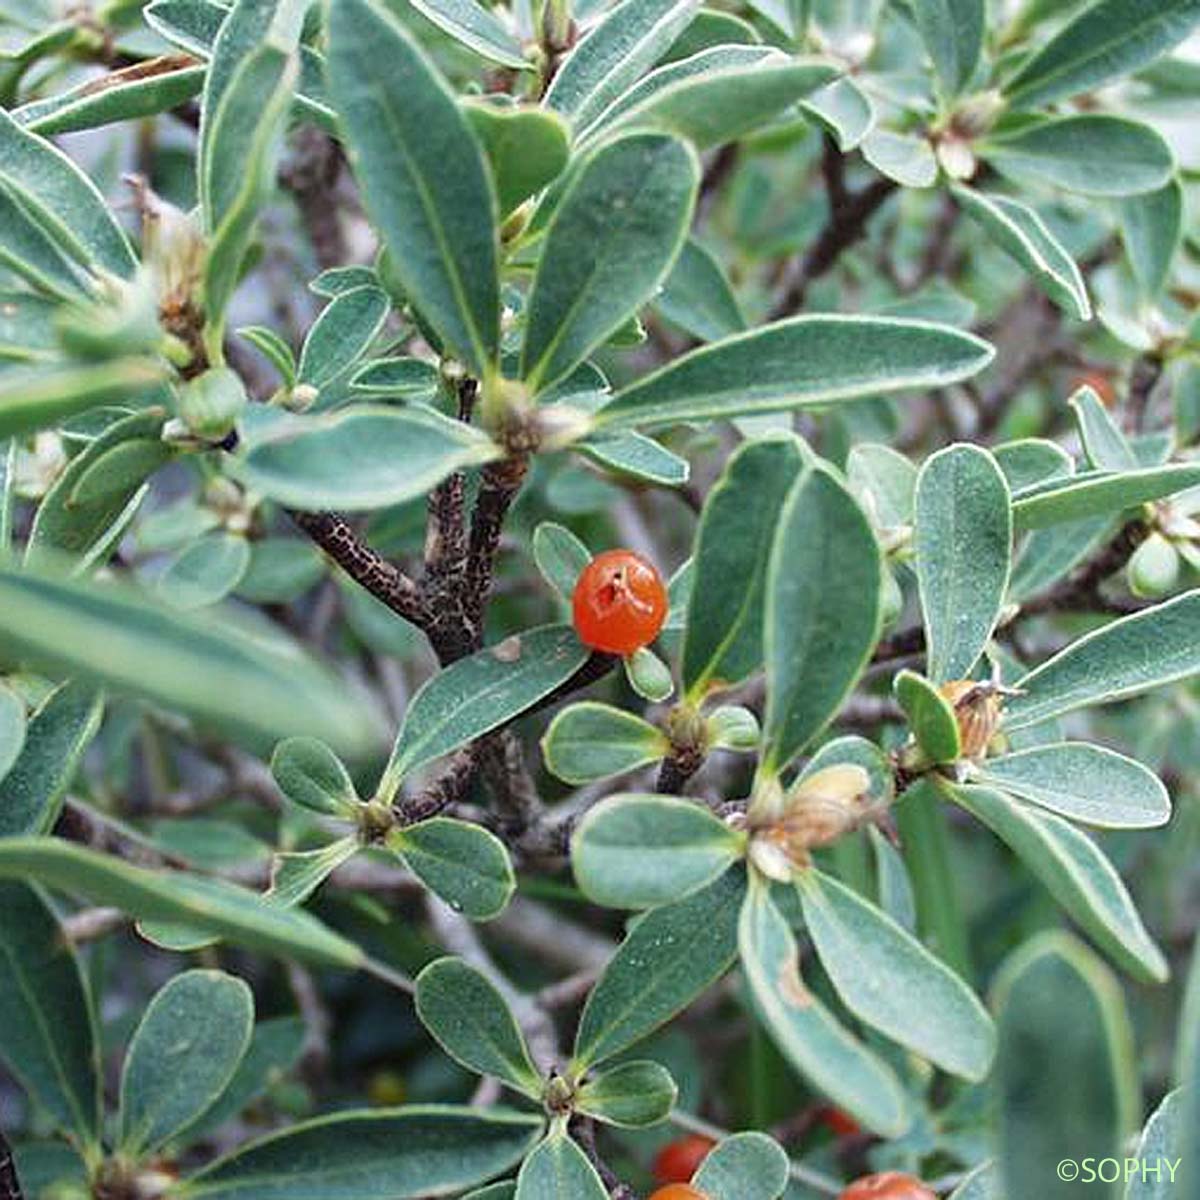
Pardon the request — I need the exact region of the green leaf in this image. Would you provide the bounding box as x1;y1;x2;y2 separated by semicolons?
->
584;48;838;150
0;837;364;968
0;183;91;300
389;818;516;921
571;795;745;909
380;625;589;795
119;970;254;1155
0;108;135;278
762;466;881;774
0;881;100;1146
992;933;1139;1200
159;533;252;610
236;539;323;603
0;683;24;784
520;132;697;394
463;1188;516;1200
515;1131;607;1200
464;104;569;218
799;75;874;151
0;680;102;837
182;1106;544;1199
349;357;440;402
1175;945;1200;1199
973;742;1170;829
0;291;59;363
949;1162;1001;1200
574;1060;677;1128
737;878;910;1137
915;443;1012;684
576;429;689;486
572;867;746;1070
592;316;994;431
871;826;918;934
407;0;530;69
1070;385;1137;470
267;838;359;908
543;0;699;132
15;57;206;136
234;405;500;512
1011;463;1200;529
951;186;1091;320
1120;178;1185;298
894;669;961;763
683;434;807;699
796;867;996;1080
297;286;390;391
1125;1090;1186;1200
144;0;334;128
1003;0;1200;109
982;115;1175;198
910;0;984;97
1006;591;1200;730
26;408;174;570
327;0;499;375
861;129;938;188
0;566;374;756
179;1015;306;1142
692;1131;790;1200
541;702;667;784
414;958;541;1096
661;8;761;61
657;237;746;342
0;359;168;440
532;521;591;602
271;737;359;817
236;326;296;387
847;442;917;530
949;783;1168;982
201;42;298;338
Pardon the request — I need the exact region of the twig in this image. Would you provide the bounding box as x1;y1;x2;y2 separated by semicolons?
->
289;510;428;628
771;143;898;319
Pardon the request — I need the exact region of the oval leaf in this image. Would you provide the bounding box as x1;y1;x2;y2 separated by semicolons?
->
572;868;746;1070
974;742;1170;829
235;406;501;512
571;795;745;909
119;970;254;1154
541;702;667;784
737;879;910;1137
574;1060;677;1128
915;443;1011;684
515;1132;607;1200
692;1131;790;1200
796;868;997;1080
0;881;100;1146
592;316;994;431
521;131;698;394
381;625;589;794
327;0;500;374
389;818;516;921
414;958;541;1096
762;467;882;773
184;1106;543;1199
949;783;1168;982
270;737;359;817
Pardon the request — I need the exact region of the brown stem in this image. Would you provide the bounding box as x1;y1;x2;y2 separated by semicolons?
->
288;510;428;628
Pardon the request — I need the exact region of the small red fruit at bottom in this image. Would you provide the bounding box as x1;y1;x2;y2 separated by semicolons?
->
572;549;668;656
648;1187;710;1200
816;1105;863;1138
839;1171;937;1200
653;1135;716;1185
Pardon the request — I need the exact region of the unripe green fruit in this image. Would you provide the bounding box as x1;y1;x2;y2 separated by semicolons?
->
177;367;247;438
1127;533;1179;598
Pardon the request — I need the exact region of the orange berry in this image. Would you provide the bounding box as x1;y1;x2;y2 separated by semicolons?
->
839;1171;937;1200
653;1135;716;1184
649;1187;710;1200
572;549;668;656
816;1105;862;1138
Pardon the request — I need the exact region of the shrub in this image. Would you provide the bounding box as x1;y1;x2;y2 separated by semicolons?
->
0;0;1199;1198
